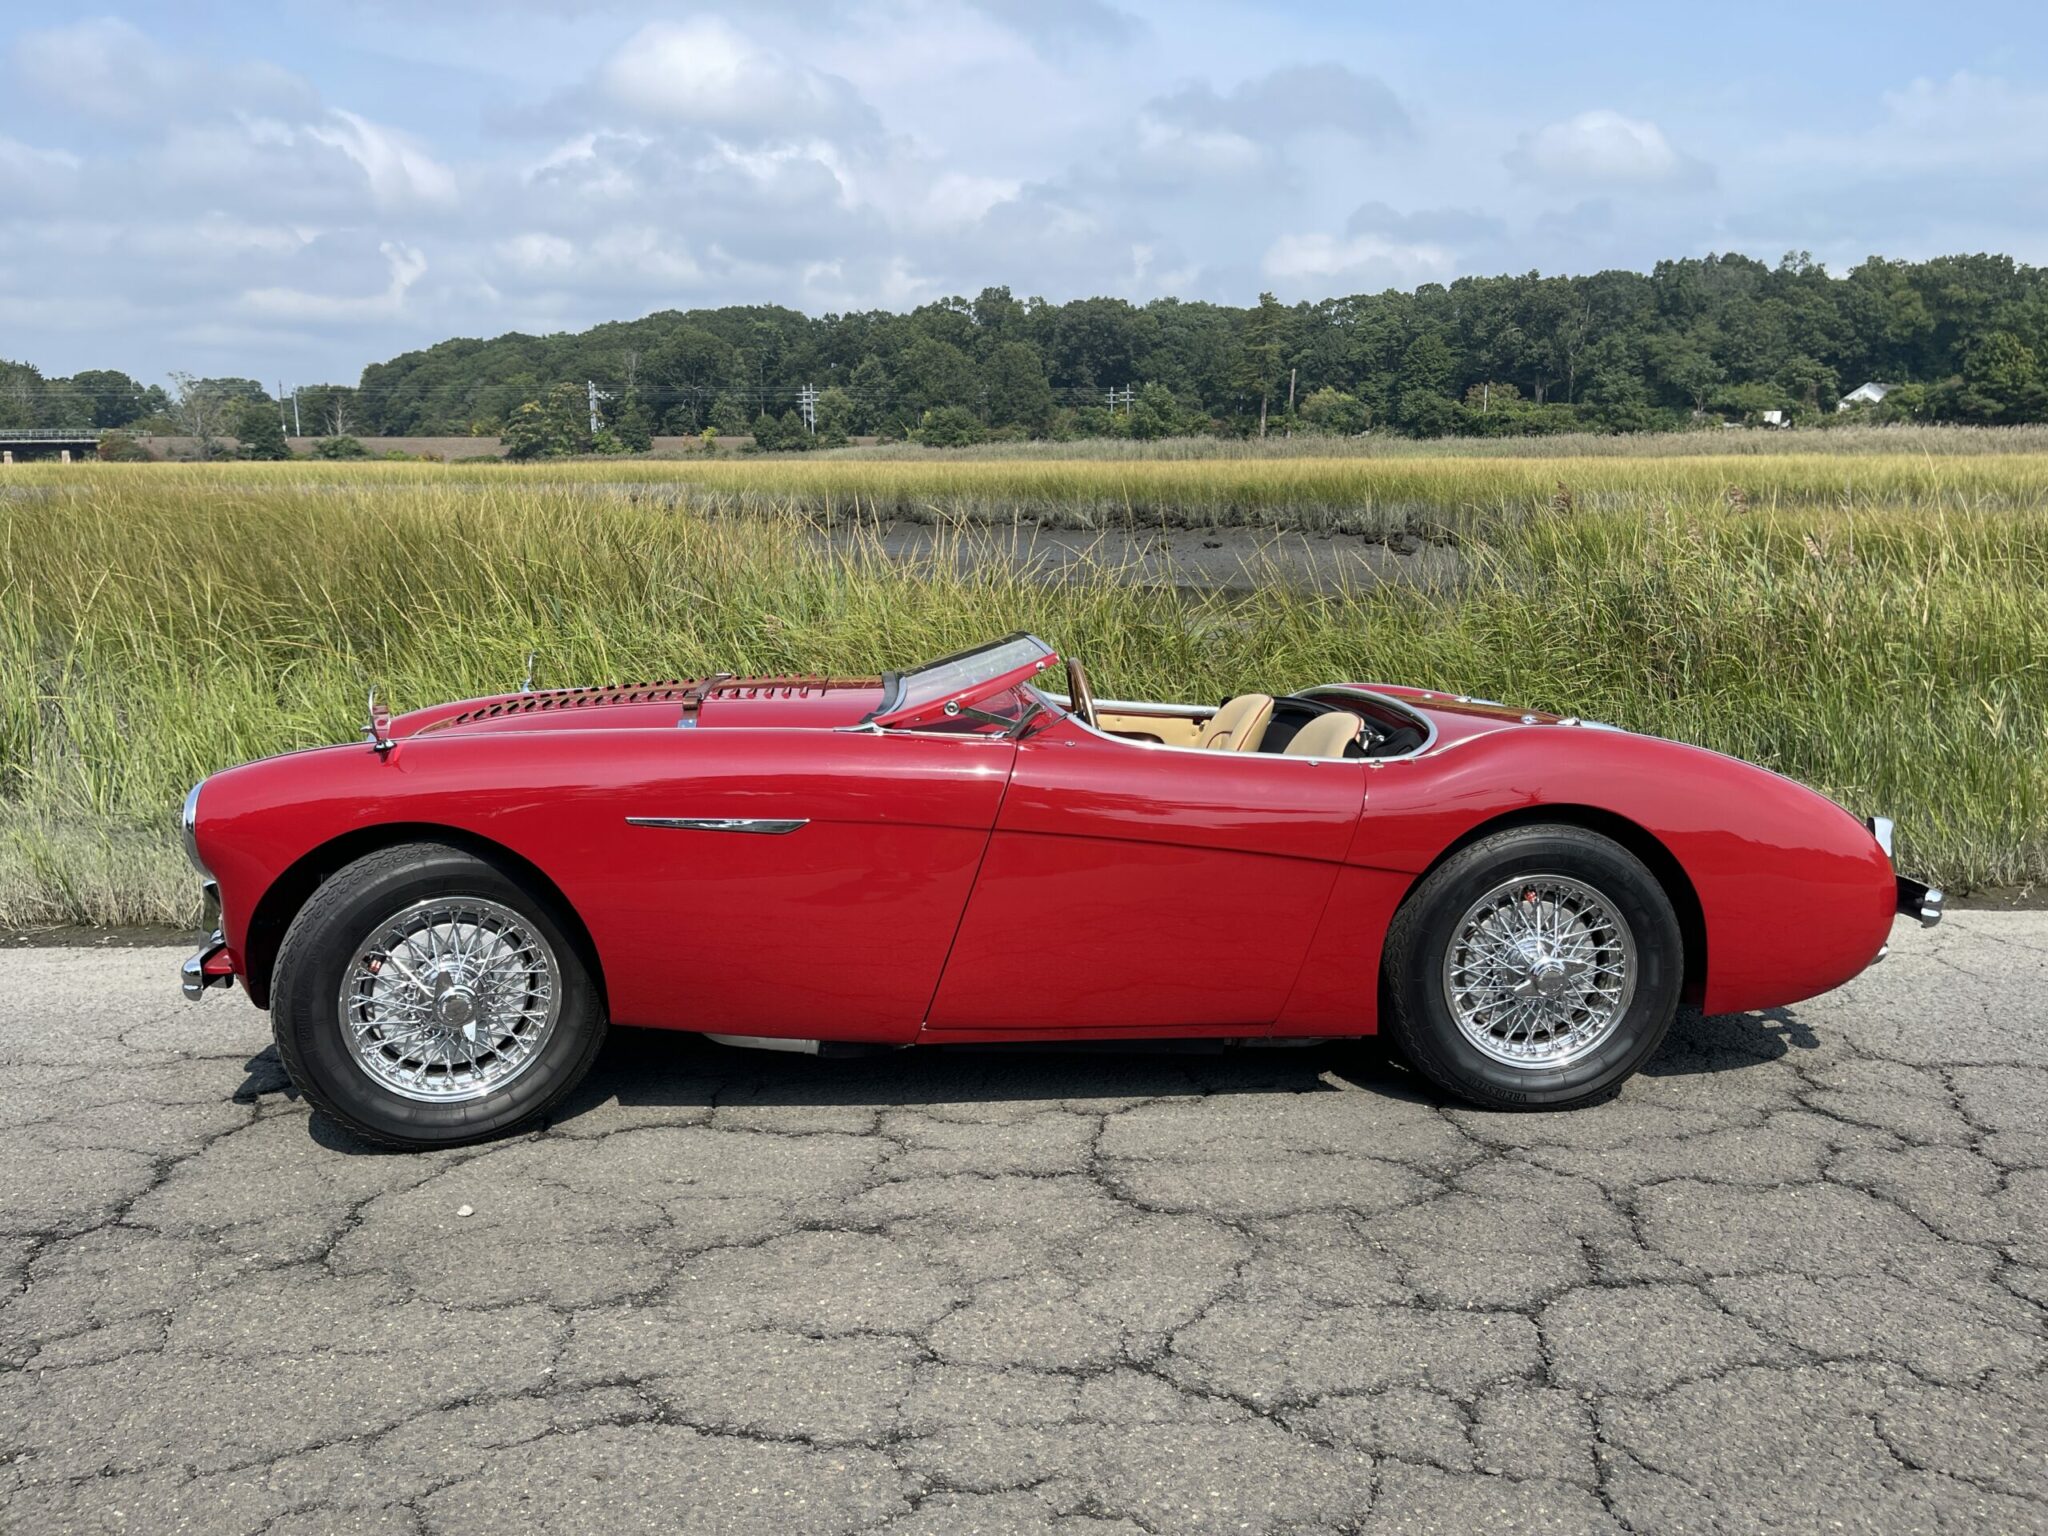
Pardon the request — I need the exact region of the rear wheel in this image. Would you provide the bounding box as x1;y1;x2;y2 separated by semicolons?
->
271;843;607;1148
1380;825;1682;1109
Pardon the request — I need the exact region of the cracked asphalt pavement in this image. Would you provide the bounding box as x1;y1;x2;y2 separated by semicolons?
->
2;913;2045;1535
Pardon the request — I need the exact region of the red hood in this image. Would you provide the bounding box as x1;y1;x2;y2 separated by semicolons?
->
392;675;888;738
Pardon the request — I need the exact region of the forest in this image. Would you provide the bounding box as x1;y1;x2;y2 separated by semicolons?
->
6;251;2048;449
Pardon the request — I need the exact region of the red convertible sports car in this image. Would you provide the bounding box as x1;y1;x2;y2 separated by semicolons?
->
180;634;1941;1148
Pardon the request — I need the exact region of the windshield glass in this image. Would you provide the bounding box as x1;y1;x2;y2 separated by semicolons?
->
868;633;1057;729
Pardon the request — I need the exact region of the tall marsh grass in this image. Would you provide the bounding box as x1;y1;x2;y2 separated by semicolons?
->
12;446;2048;537
2;460;2042;923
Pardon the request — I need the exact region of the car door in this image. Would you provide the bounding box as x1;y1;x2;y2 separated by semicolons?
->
924;723;1366;1033
565;727;1016;1042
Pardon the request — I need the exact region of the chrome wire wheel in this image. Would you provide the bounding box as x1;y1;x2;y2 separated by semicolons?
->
338;896;561;1104
1442;873;1638;1070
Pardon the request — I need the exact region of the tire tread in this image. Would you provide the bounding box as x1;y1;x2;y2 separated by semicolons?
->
1380;825;1679;1111
270;841;607;1149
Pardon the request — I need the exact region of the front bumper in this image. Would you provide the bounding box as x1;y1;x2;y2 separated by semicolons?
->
180;878;234;1000
181;930;234;1000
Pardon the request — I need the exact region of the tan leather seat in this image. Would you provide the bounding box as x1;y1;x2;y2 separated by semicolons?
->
1196;693;1274;752
1284;711;1363;758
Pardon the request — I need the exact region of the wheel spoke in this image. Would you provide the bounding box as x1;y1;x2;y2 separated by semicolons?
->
339;896;561;1104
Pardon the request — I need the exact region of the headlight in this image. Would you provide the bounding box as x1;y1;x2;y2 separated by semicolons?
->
181;781;209;875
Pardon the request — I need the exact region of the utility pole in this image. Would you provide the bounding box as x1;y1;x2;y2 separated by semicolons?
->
1105;385;1133;415
586;379;610;436
797;383;818;434
1285;367;1296;438
291;389;301;436
277;381;288;431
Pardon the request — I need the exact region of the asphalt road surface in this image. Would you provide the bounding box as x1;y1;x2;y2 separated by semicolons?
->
2;914;2044;1535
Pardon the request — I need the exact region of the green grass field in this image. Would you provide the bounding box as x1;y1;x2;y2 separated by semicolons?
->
3;441;2043;925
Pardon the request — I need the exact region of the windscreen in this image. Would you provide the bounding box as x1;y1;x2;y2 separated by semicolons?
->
869;633;1056;728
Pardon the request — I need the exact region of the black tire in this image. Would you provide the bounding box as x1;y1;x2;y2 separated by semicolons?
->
271;842;607;1149
1380;825;1682;1110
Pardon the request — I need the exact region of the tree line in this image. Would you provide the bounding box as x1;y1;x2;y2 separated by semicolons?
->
7;251;2048;453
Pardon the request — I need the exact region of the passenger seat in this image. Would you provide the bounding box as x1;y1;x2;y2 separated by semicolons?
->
1284;711;1363;758
1196;694;1275;752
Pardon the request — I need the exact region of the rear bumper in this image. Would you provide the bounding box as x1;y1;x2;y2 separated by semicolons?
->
1870;816;1943;928
1896;875;1944;929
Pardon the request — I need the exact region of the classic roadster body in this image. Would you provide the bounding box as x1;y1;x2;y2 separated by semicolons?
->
181;634;1940;1146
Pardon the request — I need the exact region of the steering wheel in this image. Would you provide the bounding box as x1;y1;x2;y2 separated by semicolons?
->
1064;657;1099;729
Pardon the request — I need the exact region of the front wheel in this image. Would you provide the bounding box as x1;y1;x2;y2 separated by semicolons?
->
1380;825;1683;1109
270;843;607;1148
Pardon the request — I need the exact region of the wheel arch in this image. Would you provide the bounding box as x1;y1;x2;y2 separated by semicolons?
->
239;822;607;1011
1404;803;1708;1007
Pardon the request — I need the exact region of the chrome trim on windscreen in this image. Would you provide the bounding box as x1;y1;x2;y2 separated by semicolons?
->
626;817;809;835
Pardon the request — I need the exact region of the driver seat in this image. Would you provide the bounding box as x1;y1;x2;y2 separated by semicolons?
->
1197;693;1275;752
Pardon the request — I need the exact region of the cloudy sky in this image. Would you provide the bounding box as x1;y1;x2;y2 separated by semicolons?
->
3;1;2044;386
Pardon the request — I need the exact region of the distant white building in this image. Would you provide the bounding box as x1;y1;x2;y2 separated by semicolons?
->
1837;381;1894;412
1761;409;1790;428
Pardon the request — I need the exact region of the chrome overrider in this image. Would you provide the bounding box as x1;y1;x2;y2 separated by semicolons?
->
1868;816;1944;929
180;780;233;1001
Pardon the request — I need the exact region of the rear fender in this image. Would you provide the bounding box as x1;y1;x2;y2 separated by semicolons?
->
1349;727;1893;1018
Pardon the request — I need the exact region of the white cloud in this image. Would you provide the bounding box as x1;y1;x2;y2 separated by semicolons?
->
1509;109;1707;188
497;232;577;274
583;226;703;285
11;18;175;120
0;137;82;205
242;241;428;321
306;111;459;211
922;171;1022;228
1262;230;1456;291
1778;71;2048;172
1150;64;1411;145
526;132;647;200
1126;114;1266;185
595;18;871;139
959;0;1139;55
11;16;312;123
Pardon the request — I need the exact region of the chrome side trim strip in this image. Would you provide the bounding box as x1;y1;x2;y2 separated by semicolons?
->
703;1033;822;1054
625;816;809;835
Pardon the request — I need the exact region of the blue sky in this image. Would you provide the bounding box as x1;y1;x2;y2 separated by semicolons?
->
3;1;2044;386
